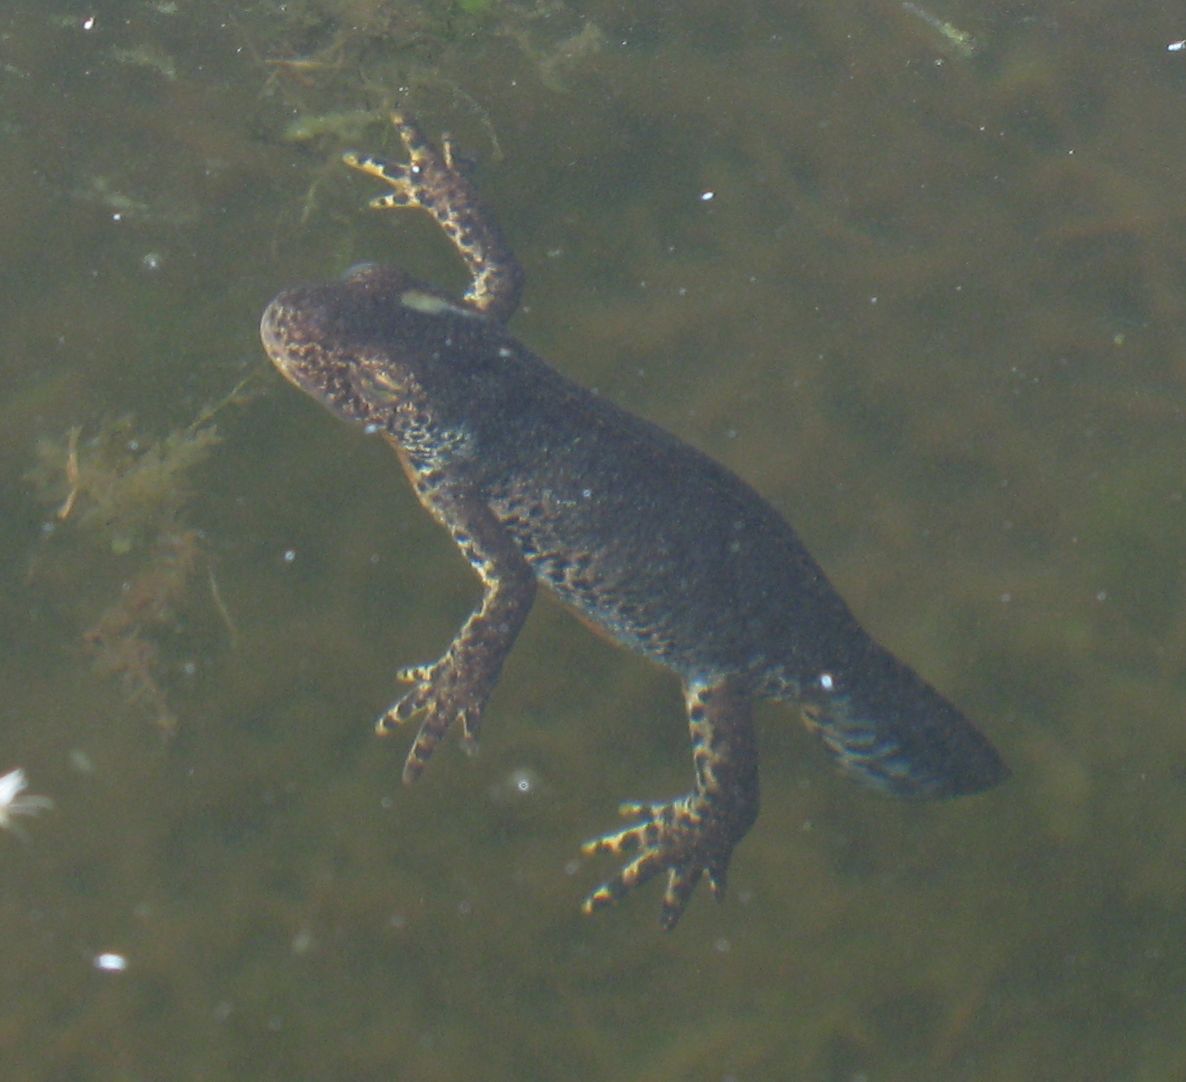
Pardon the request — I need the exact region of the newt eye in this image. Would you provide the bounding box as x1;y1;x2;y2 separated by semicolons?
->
353;364;405;408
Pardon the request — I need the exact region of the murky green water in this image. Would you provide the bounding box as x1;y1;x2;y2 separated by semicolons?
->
4;1;1186;1078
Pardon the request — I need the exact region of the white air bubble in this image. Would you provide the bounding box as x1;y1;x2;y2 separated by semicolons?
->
94;953;128;972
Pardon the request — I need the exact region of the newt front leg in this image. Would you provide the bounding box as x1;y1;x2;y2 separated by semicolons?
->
343;111;523;322
378;476;536;783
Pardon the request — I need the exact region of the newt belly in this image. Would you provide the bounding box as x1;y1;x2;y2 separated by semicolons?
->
260;112;1007;928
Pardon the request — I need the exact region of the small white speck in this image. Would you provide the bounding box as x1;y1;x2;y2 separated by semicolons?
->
141;251;163;272
82;15;97;30
363;422;381;435
1096;590;1108;602
94;952;128;972
818;672;834;692
281;549;297;564
1169;40;1186;52
489;765;542;803
509;767;538;795
111;213;123;222
699;190;715;202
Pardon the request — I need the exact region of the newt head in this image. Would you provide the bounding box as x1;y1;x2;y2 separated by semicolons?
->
261;263;471;428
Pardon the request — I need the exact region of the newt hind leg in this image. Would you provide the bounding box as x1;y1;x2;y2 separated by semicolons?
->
581;676;759;929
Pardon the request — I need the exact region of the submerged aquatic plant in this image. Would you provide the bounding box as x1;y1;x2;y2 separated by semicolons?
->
27;379;259;734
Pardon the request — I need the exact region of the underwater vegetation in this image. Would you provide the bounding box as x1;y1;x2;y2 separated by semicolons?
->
26;381;258;734
246;0;606;141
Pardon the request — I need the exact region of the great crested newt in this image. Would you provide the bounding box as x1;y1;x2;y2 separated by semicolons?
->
260;112;1007;928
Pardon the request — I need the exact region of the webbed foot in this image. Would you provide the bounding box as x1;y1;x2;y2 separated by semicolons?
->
581;791;748;930
377;656;489;783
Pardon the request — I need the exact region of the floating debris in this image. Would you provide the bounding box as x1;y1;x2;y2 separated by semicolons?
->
109;43;178;81
0;768;53;839
93;952;129;973
282;109;384;146
901;2;980;59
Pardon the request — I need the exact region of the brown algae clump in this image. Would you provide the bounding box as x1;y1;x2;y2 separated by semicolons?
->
27;381;257;733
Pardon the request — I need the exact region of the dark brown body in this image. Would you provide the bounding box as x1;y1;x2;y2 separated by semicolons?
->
262;113;1007;927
